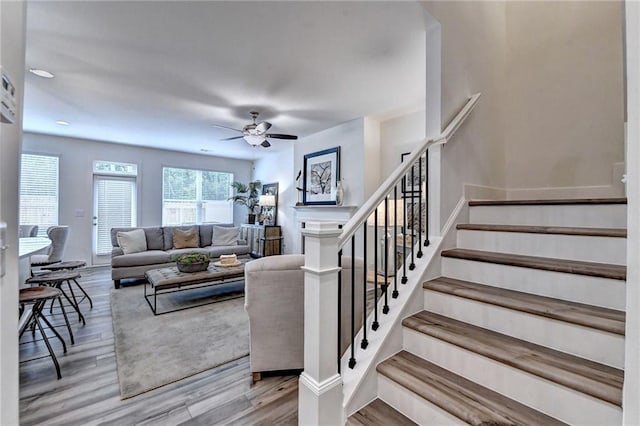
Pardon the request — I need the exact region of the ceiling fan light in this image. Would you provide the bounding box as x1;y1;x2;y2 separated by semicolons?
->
243;135;264;146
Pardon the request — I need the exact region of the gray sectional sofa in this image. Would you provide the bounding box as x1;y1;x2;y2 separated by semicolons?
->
110;224;250;288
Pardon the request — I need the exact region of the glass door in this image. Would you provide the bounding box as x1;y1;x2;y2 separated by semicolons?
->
92;175;137;265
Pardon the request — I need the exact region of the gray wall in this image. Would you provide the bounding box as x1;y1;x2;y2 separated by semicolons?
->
23;132;253;264
0;1;26;423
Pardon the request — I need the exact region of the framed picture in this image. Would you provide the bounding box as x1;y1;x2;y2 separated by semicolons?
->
303;146;340;205
261;182;279;226
401;152;426;194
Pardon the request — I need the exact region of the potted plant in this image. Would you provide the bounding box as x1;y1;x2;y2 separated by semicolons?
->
174;252;210;273
229;180;262;224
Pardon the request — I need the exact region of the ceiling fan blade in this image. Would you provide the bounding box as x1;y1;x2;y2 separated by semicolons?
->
261;140;271;148
211;123;243;132
255;121;272;134
265;133;298;140
220;135;244;141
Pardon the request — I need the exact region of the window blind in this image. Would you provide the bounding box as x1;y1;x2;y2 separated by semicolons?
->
94;176;136;256
19;154;59;237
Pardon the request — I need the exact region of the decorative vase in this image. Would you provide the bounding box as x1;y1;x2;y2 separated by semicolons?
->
177;260;210;273
335;180;344;206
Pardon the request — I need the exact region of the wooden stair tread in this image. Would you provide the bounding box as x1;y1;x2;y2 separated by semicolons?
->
347;398;417;426
402;312;624;406
469;198;627;206
424;277;625;335
441;248;626;280
377;351;568;426
456;223;627;238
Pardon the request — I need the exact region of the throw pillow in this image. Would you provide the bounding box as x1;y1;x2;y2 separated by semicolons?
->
117;229;147;255
211;226;239;246
173;226;199;249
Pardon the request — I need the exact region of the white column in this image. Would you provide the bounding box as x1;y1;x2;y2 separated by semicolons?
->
298;222;344;426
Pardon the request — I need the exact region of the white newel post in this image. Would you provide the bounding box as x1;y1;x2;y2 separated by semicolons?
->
298;222;344;426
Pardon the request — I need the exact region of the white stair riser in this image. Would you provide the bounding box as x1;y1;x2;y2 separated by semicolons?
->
457;230;626;265
424;290;624;368
403;329;622;425
442;258;626;310
469;205;626;228
378;375;466;426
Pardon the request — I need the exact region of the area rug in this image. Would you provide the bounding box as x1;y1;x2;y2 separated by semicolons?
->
110;281;249;399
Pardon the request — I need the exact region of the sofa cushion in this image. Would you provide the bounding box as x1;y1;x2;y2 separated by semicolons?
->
111;250;171;267
212;226;239;246
117;229;147;255
111;227;164;250
143;227;164;250
173;226;199;249
199;224;214;247
163;226;192;250
206;244;251;258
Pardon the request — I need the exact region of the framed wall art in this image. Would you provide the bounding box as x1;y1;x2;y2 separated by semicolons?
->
401;152;426;195
303;146;340;205
260;182;279;225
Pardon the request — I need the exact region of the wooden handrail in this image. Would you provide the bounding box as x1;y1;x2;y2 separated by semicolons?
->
338;93;481;247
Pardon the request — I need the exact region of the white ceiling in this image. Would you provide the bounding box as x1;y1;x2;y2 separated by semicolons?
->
23;1;427;160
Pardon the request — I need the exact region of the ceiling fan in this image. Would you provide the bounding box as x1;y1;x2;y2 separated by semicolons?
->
213;111;298;148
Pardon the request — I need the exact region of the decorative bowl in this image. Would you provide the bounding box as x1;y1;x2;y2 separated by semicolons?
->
177;260;210;273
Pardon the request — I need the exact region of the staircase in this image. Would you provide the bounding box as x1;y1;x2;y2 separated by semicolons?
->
348;198;627;425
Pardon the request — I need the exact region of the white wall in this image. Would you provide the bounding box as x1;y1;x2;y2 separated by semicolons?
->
363;117;381;200
504;1;625;191
624;2;640;424
379;109;426;181
22;132;253;264
294;119;366;209
422;0;507;226
253;145;296;254
0;1;26;424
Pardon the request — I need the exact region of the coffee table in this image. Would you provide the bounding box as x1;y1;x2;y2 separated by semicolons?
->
144;257;249;315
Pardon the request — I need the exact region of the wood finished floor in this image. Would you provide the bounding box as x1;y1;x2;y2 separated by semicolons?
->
19;266;299;426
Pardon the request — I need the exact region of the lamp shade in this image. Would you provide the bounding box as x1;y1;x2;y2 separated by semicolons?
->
259;194;276;207
366;198;404;226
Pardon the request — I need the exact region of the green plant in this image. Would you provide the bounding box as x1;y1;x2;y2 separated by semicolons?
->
228;180;262;215
174;252;210;265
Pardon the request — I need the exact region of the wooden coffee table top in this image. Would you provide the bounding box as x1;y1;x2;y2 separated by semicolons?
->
146;258;249;290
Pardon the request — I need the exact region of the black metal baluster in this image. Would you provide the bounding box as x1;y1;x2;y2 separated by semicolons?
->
372;208;380;330
337;249;342;374
361;225;368;349
425;150;430;247
349;236;356;369
393;185;399;298
384;196;398;299
417;153;424;258
409;161;416;271
401;175;408;284
383;197;390;313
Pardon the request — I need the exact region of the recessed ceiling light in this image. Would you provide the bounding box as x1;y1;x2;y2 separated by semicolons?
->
29;68;55;79
55;120;69;126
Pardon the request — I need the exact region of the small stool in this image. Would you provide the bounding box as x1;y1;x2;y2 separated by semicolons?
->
27;271;86;326
43;261;93;309
19;286;69;379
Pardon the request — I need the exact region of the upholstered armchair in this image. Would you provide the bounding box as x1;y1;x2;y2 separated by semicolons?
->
244;254;364;382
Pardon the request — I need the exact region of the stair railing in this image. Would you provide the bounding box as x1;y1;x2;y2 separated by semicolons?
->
298;93;480;425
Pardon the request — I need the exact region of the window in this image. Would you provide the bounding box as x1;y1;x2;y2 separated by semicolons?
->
162;167;233;225
20;153;59;237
